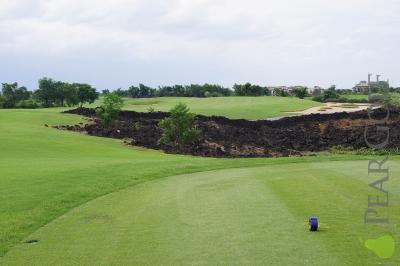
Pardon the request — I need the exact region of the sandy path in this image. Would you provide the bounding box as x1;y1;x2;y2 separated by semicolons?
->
287;102;378;115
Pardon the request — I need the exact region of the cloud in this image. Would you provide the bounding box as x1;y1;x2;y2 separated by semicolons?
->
0;0;399;89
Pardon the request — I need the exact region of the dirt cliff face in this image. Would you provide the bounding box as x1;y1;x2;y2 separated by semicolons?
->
60;107;399;158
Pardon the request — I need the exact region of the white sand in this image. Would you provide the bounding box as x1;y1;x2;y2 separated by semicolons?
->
287;102;378;115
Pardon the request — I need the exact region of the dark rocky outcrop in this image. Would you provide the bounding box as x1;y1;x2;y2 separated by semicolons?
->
58;107;399;158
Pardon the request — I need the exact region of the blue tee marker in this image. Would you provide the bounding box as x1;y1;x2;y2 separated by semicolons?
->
309;216;318;231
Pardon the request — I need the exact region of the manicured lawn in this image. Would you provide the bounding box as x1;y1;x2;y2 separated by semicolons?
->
116;96;321;119
0;108;337;258
2;163;400;265
0;108;398;265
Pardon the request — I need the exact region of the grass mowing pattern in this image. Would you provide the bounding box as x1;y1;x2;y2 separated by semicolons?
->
114;96;321;120
0;108;346;258
1;107;399;265
3;163;400;265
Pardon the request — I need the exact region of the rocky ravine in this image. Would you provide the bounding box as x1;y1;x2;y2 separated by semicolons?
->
57;107;400;158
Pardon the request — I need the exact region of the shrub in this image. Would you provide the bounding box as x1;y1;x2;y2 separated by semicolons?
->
383;93;400;106
312;95;325;102
205;91;222;97
15;99;40;109
368;93;385;103
96;92;124;126
158;103;201;147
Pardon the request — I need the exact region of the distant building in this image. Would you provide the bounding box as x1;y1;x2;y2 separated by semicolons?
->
353;81;370;93
353;74;390;93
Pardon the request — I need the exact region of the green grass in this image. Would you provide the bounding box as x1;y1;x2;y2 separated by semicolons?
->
0;108;343;258
99;96;321;120
1;107;399;265
2;163;400;265
340;94;369;101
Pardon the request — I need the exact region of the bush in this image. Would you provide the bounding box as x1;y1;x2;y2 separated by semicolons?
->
368;93;386;103
96;92;124;126
204;91;221;97
15;99;40;109
0;96;5;108
382;93;400;106
345;98;368;103
158;103;201;147
312;95;325;102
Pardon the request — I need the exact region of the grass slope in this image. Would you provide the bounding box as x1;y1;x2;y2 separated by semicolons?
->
0;108;343;258
1;107;398;265
3;163;400;265
116;96;321;119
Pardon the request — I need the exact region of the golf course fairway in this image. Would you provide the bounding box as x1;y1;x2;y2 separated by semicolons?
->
2;162;400;265
1;108;400;265
111;96;321;120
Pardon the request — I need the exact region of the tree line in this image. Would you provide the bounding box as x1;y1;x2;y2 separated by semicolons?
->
0;79;314;109
0;78;98;109
105;83;232;98
107;83;309;98
6;77;398;109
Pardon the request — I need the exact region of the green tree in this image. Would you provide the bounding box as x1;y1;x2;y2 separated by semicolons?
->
275;88;289;97
62;83;79;106
35;78;57;107
312;85;339;102
2;83;19;108
1;83;30;108
96;92;124;126
128;86;140;97
159;103;200;147
76;84;98;107
293;87;308;99
55;82;72;107
323;85;339;100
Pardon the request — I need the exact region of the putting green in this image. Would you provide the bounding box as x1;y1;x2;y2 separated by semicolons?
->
3;162;400;265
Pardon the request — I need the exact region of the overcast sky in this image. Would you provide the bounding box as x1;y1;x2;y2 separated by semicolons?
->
0;0;399;90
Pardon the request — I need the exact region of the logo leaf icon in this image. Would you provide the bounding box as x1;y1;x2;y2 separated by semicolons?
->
364;234;396;259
